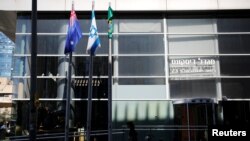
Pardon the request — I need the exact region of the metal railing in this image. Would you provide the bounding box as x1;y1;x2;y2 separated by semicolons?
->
5;125;209;141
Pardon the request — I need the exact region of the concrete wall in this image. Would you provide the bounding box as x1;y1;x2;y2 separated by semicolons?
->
0;77;13;94
1;0;250;11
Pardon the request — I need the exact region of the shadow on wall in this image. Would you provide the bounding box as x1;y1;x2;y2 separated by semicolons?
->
0;11;16;42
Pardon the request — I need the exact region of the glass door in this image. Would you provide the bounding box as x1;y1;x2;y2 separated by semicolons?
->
173;98;216;141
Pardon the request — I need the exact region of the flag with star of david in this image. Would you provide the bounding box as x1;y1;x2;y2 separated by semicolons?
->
64;8;82;54
86;10;101;55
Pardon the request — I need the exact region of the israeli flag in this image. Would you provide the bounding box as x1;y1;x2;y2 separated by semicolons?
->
86;10;101;55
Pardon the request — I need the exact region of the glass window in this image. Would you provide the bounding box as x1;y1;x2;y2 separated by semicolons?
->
221;78;250;99
217;18;250;32
113;100;172;123
169;56;218;77
113;84;166;99
74;78;108;99
218;35;250;54
118;35;164;54
37;19;68;33
14;100;107;136
13;78;108;99
75;56;108;76
36;57;59;76
16;17;31;33
13;56;30;76
168;18;217;54
75;35;108;54
168;18;215;33
219;56;250;76
14;35;31;54
37;18;108;33
168;35;217;54
15;35;108;54
118;78;165;85
217;17;250;54
16;14;109;33
118;19;163;33
118;56;165;76
170;79;217;99
12;78;31;98
13;56;108;77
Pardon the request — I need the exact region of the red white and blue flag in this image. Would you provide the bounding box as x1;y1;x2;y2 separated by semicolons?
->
64;8;82;54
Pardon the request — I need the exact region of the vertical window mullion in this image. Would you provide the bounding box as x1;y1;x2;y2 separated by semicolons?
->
164;15;170;100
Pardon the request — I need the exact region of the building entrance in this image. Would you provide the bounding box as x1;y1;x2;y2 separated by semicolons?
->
173;98;216;141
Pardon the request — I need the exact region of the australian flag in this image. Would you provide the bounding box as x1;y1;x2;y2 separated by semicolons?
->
64;9;82;54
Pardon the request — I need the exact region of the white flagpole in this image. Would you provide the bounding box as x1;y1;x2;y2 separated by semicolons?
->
86;1;94;141
108;1;113;141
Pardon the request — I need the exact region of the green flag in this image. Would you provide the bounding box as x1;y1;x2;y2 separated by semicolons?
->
108;6;113;39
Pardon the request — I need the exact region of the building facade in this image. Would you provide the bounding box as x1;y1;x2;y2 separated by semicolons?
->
0;32;15;140
1;0;250;141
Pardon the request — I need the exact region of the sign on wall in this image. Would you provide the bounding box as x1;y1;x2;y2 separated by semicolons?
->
169;57;217;79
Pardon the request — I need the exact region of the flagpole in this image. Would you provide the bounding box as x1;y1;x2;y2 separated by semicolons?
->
64;2;75;141
30;0;37;140
65;52;72;141
86;1;95;141
86;54;93;141
108;30;113;141
108;2;113;141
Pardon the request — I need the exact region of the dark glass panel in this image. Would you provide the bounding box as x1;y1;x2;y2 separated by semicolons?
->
219;56;250;76
217;18;250;32
170;79;217;99
75;56;108;76
218;35;250;54
118;35;164;54
118;78;165;85
221;78;250;99
119;56;165;76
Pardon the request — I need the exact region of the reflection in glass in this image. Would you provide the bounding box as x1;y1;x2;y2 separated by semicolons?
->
16;16;109;33
15;35;109;54
75;56;108;76
170;79;217;98
119;56;165;76
168;19;215;33
220;56;250;76
12;78;108;99
168;18;217;55
13;56;108;77
168;35;217;54
218;35;250;54
217;18;250;32
169;56;217;77
118;19;163;33
118;78;165;85
14;100;107;139
118;35;164;54
221;78;250;99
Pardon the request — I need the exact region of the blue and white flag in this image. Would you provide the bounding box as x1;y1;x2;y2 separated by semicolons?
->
86;10;101;55
64;8;82;54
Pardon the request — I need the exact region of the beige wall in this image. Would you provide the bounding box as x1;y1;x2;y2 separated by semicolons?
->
1;0;250;11
0;77;13;120
0;77;13;94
